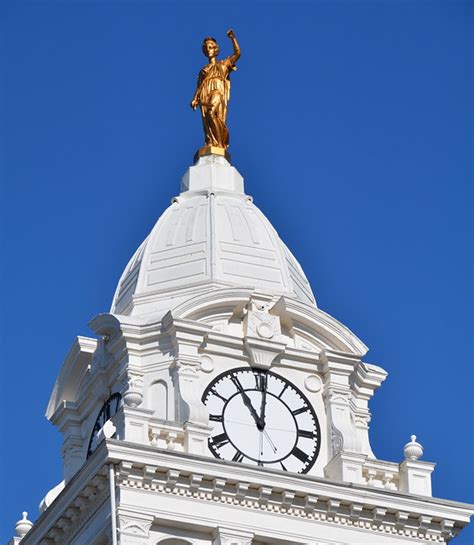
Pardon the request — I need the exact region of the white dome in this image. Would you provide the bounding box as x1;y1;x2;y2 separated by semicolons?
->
111;156;316;316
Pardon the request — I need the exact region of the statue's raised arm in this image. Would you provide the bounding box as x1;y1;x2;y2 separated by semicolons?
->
190;30;241;161
226;29;241;66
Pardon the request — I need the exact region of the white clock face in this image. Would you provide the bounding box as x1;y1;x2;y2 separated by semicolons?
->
202;368;320;473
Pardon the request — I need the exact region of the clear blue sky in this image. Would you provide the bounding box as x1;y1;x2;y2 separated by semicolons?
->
2;1;473;543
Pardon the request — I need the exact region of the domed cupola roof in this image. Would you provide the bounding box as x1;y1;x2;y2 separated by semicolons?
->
111;155;316;317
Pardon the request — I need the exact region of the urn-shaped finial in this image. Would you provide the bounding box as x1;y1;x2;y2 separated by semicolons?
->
123;376;144;408
403;435;423;460
15;512;33;537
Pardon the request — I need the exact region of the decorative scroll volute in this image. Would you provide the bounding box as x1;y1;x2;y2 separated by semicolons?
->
321;349;360;457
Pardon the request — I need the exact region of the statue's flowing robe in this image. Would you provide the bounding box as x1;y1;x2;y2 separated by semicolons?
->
196;57;236;148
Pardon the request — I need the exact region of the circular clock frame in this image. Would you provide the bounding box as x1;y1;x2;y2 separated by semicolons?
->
202;367;321;474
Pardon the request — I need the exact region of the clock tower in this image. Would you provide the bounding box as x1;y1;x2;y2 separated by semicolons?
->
10;152;473;545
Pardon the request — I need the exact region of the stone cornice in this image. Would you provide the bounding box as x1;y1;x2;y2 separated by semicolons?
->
275;298;368;356
21;440;473;544
109;441;471;543
20;441;110;545
171;289;367;356
202;330;247;358
105;440;472;519
351;361;387;399
173;287;256;319
162;311;213;342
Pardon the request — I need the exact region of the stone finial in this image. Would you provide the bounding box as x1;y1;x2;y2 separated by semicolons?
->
404;435;423;460
15;512;33;537
123;377;144;408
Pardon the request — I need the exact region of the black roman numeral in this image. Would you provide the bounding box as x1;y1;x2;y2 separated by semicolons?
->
211;432;230;448
280;462;288;471
232;451;244;462
292;406;309;416
209;414;223;422
210;388;228;402
278;383;289;398
291;446;310;464
298;429;316;439
254;372;267;391
230;375;244;392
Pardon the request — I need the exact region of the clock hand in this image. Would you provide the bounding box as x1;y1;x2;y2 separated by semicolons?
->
240;389;264;429
263;429;278;453
231;376;264;429
259;373;268;427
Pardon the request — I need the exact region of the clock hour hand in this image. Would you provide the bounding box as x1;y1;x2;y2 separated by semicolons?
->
240;390;264;429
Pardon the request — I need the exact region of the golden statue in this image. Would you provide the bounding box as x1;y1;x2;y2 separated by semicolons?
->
191;29;241;160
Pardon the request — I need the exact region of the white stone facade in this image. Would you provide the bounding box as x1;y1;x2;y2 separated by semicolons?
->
11;157;473;544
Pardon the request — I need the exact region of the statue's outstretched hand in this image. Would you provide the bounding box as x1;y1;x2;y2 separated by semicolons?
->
227;29;235;39
190;98;198;110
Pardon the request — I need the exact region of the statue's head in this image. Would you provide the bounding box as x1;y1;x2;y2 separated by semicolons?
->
202;37;219;59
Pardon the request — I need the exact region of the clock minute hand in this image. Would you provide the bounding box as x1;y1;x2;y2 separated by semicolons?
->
259;374;268;428
263;429;277;453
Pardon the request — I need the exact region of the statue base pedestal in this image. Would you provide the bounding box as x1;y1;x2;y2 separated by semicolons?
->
181;154;244;193
194;145;231;163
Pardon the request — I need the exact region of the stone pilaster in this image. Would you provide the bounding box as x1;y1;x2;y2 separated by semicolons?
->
61;422;83;483
351;361;387;457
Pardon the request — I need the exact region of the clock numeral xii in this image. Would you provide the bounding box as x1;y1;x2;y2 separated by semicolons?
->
254;371;267;391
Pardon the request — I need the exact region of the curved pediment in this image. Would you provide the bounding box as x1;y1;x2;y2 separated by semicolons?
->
172;288;368;357
45;336;97;420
